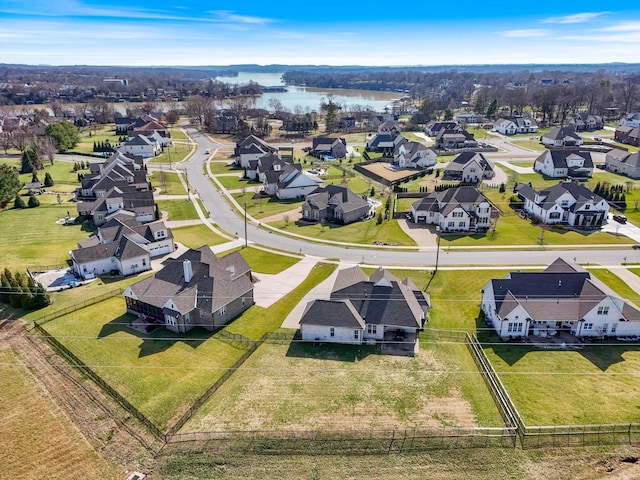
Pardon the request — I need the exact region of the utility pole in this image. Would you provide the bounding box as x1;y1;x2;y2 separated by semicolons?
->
434;225;441;273
243;202;248;248
185;168;190;200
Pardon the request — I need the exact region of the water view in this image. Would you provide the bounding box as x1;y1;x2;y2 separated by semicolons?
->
215;72;400;113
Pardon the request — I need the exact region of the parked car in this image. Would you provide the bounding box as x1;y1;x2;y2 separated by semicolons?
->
596;163;606;169
205;149;211;154
613;214;627;224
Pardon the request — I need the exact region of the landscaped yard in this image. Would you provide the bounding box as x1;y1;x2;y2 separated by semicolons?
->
75;125;121;154
215;174;259;191
171;224;228;249
156;199;199;221
231;192;305;220
149;170;186;195
268;216;417;246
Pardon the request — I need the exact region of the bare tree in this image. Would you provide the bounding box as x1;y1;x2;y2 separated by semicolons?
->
618;75;640;114
87;99;114;124
184;95;214;125
37;135;58;164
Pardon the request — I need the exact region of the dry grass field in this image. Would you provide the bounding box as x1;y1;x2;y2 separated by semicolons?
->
0;347;118;480
181;341;489;433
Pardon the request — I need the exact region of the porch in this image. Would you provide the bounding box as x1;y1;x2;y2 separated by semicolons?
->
380;329;418;356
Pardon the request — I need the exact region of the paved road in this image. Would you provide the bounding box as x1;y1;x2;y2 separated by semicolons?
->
180;128;639;268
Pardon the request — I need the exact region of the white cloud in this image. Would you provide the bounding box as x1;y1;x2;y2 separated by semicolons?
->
599;21;640;32
500;29;549;38
543;12;608;24
209;10;273;25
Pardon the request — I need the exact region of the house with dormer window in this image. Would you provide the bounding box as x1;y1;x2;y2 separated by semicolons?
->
482;258;640;340
534;149;593;178
515;181;608;228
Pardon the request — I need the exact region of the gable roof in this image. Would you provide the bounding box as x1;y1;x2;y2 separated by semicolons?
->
299;299;365;329
304;185;369;214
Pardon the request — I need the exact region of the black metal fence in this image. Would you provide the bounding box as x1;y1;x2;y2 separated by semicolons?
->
32;320;164;440
32;288;123;325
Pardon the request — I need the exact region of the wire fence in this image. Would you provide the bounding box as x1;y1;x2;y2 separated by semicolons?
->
32;288;123;325
162;426;517;455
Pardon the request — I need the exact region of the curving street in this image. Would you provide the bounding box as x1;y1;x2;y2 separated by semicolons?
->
180;128;637;268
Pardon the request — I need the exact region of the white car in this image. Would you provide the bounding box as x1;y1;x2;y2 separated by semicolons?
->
205;149;211;155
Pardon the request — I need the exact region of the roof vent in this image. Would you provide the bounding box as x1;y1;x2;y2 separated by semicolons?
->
558;280;562;287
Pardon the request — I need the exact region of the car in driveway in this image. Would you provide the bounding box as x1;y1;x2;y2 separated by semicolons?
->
205;149;211;155
613;214;627;224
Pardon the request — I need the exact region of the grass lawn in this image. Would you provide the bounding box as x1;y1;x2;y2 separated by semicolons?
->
157;199;199;220
181;340;501;433
171;224;228;249
0;347;117;480
216;246;301;275
0;203;92;269
150;170;186;195
152;140;192;165
508;139;546;151
231;192;304;220
75;125;120;154
215;174;260;191
208;159;238;175
588;268;640;305
43;296;253;429
269;216;417;246
484;339;640;425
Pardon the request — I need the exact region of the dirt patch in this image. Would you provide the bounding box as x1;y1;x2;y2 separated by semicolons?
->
359;162;423;182
259;206;303;224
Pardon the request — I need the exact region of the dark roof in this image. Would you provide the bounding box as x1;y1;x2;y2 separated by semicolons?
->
305;185;369;214
300;299;365;328
126;247;252;315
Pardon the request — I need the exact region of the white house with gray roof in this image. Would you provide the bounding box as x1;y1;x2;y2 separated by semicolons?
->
299;266;429;354
444;152;495;182
540;126;584;148
493;117;538;135
482;258;640;340
411;186;493;232
70;214;174;280
515;181;608;228
534;149;593;178
393;140;437;168
120;134;160;158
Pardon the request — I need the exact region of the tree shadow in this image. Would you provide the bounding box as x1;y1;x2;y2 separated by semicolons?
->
286;340;377;362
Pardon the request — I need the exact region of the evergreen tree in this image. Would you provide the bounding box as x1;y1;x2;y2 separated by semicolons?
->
44;172;54;187
31;172;40;184
14;195;26;209
28;193;40;208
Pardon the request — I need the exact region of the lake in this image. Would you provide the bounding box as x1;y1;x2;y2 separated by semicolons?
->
215;72;400;113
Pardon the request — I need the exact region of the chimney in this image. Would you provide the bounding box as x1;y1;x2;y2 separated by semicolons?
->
558;280;562;287
183;259;193;283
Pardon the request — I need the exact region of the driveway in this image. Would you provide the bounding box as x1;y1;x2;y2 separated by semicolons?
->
253;255;322;308
602;214;640;243
397;218;438;247
281;261;357;329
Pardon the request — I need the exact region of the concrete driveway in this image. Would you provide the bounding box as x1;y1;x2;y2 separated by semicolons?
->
253;255;322;308
602;214;640;243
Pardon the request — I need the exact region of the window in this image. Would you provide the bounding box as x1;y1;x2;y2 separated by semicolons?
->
354;330;359;340
448;221;455;228
166;315;176;326
611;323;618;334
507;322;523;333
458;221;465;227
142;259;147;266
453;211;463;218
184;313;190;324
219;306;226;316
561;200;569;207
549;212;561;219
242;297;245;305
597;306;609;315
585;204;591;210
199;310;204;318
583;322;594;330
367;324;377;335
330;327;335;337
603;323;608;333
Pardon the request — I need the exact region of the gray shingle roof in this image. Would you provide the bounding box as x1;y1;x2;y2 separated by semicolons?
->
299;299;365;328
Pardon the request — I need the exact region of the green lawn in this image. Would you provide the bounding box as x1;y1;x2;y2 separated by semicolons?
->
215;174;259;191
75;125;121;154
171;224;228;249
231;192;304;220
269;216;417;247
208;159;238;175
508;139;546;151
0;203;91;269
150;170;186;195
152;140;192;165
216;246;301;275
42;297;252;429
588;268;640;305
156;200;199;221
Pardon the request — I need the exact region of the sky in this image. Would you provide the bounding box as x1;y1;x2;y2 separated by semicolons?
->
1;0;640;66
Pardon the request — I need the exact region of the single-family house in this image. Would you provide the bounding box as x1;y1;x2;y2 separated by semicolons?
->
366;133;405;155
493;117;539;135
605;149;640;178
299;266;429;354
620;112;640;128
533;149;593;178
540;126;584;147
614;126;640;147
234;135;277;168
411;186;493;232
434;128;478;150
301;184;370;224
393;140;437;169
425;121;458;137
569;113;604;132
77;187;156;226
272;168;321;200
119;134;160;158
455;112;485;124
123;246;254;333
515;181;608;228
481;258;640;340
444;152;495;182
70;214;174;280
377;120;402;135
311;136;348;159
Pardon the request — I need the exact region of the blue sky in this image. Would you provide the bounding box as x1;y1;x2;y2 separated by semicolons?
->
1;0;639;66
